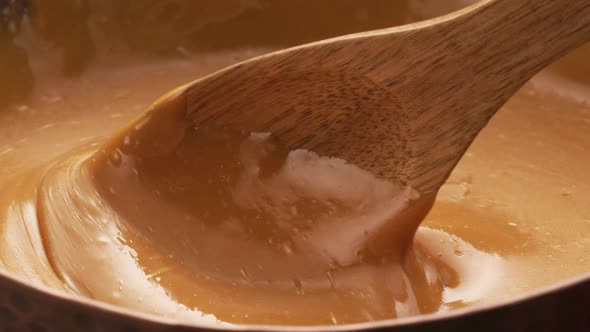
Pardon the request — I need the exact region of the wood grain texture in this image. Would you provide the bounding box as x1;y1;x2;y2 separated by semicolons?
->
172;0;590;193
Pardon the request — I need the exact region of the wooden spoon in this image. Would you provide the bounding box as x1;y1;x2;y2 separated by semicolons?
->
117;0;590;194
81;0;590;270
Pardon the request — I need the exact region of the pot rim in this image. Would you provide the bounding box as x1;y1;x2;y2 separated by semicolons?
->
1;266;588;330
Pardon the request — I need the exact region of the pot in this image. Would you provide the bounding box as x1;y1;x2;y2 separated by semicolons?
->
0;1;588;331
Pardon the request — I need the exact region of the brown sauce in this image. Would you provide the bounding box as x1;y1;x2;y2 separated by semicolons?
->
0;0;589;327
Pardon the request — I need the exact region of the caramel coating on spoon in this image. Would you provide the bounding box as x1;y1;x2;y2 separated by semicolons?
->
88;88;432;278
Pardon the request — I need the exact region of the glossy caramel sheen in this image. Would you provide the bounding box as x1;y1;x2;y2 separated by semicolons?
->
0;0;589;327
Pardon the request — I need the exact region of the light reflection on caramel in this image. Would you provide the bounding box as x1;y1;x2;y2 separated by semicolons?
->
423;202;534;256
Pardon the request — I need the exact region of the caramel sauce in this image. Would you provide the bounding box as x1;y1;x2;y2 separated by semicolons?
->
0;0;589;327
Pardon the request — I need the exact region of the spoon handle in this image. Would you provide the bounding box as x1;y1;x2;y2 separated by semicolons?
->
367;0;590;191
457;0;590;96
